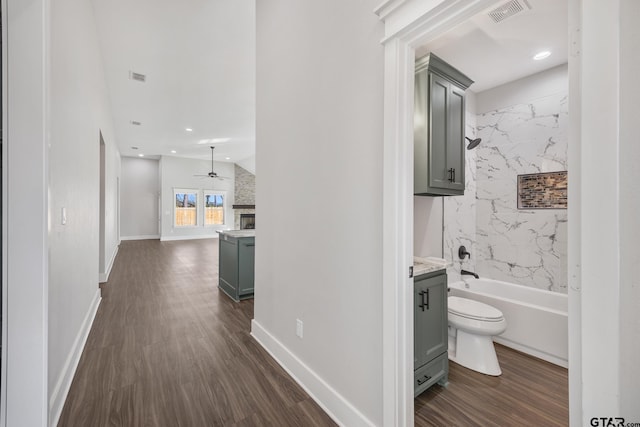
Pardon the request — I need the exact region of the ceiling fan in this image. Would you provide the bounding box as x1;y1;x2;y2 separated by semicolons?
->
194;146;230;180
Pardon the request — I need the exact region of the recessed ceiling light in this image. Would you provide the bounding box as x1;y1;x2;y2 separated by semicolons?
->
138;154;144;157
171;150;177;154
185;128;193;132
533;51;551;61
225;157;231;160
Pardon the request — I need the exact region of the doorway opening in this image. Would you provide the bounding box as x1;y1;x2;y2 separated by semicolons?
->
411;1;570;423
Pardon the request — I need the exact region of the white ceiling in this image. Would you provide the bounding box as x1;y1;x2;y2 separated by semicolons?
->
91;0;255;162
92;0;565;163
417;0;568;93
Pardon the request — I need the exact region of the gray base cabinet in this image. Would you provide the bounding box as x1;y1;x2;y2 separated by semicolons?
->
414;270;448;396
218;233;255;301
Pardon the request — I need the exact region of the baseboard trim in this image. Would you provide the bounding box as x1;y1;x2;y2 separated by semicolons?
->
99;244;119;283
120;234;160;241
49;288;101;427
160;234;219;242
493;337;568;368
250;320;375;427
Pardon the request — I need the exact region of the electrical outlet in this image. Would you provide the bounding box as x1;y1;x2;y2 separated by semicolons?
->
296;319;303;339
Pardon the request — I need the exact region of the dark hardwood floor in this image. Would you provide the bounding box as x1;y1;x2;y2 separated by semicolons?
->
416;344;569;426
59;239;568;426
58;239;335;427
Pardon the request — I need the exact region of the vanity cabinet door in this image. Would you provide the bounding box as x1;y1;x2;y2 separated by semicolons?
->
447;84;466;192
414;272;448;369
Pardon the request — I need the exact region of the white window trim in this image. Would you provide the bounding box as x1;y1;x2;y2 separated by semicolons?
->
173;188;200;228
203;190;227;228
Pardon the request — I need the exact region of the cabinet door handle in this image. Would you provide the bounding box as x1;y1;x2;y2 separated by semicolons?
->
419;289;430;311
452;168;455;183
417;375;432;385
448;168;456;182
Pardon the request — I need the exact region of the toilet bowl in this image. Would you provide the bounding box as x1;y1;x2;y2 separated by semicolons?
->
447;296;507;376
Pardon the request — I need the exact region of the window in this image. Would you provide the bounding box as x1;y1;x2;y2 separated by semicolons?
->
204;191;225;226
174;189;198;227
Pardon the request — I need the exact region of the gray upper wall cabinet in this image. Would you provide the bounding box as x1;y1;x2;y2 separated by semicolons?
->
414;53;473;196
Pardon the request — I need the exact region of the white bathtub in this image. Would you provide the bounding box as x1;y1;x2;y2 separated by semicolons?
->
448;278;568;367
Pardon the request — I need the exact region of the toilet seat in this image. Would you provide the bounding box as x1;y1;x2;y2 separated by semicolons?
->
448;296;504;322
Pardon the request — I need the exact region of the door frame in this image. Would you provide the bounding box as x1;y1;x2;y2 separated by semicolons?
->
373;1;582;425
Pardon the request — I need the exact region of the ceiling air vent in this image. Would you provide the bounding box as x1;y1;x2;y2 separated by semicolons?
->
488;0;532;23
129;71;146;82
130;120;142;126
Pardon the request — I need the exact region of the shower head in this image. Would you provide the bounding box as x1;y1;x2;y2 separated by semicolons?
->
465;136;482;150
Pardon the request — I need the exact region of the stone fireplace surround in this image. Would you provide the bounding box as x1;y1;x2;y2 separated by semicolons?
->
233;204;255;230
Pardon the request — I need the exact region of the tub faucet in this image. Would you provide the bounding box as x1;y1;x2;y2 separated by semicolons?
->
461;269;479;279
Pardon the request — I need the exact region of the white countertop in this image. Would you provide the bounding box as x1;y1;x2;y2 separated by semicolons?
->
218;229;255;238
413;256;449;277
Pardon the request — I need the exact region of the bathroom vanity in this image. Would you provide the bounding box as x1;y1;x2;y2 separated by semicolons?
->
413;258;448;396
218;230;255;301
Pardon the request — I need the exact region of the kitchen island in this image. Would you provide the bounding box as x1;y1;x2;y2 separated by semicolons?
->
218;230;255;301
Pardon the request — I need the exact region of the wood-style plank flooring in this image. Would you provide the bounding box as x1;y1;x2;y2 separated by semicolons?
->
58;239;336;427
416;344;569;426
59;239;568;426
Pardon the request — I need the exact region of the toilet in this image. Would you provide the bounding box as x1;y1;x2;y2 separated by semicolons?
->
447;296;507;376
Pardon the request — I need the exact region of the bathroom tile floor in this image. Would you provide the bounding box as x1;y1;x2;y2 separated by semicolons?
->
415;344;569;426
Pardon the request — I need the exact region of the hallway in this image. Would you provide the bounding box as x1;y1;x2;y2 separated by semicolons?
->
58;239;335;426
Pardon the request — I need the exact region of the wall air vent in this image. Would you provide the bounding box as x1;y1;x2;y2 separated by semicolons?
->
129;71;146;82
130;120;142;126
488;0;532;23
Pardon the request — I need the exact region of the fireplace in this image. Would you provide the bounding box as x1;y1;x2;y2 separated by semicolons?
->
240;214;255;230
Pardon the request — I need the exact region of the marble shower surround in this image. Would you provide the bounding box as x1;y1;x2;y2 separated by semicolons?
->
475;91;568;293
443;111;478;283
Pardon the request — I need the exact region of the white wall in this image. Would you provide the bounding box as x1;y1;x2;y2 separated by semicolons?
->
619;0;640;417
159;156;234;240
475;64;569;114
253;1;384;425
579;0;640;422
47;0;120;425
4;0;50;425
236;154;255;174
413;197;443;258
121;157;160;239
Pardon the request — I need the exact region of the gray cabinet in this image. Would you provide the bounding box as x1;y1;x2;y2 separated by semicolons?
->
414;53;473;196
414;269;448;396
218;232;255;301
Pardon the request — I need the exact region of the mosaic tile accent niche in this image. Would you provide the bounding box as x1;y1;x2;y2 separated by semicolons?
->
517;171;568;209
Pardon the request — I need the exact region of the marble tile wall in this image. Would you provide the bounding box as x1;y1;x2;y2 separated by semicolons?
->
443;111;478;283
474;91;568;292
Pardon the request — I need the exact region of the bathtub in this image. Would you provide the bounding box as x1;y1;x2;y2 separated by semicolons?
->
448;278;568;367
